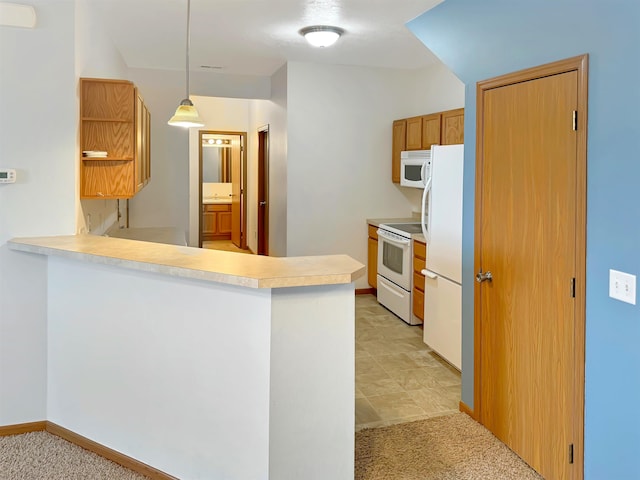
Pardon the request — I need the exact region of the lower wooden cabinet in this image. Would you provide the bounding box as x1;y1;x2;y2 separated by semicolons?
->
203;204;232;241
413;239;426;321
367;224;379;289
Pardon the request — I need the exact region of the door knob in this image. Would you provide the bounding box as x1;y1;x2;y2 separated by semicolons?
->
476;270;493;283
259;201;267;206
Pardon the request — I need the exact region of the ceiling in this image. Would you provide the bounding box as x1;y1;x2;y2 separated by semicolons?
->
87;0;444;77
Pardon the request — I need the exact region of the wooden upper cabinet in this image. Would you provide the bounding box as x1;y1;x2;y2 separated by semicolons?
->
405;116;423;150
421;113;442;149
441;108;465;145
392;119;406;184
80;78;151;199
392;108;464;183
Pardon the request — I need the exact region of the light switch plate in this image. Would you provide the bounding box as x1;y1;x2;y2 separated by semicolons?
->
609;269;636;305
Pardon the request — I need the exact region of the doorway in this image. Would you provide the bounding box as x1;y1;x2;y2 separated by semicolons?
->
257;125;269;255
199;130;248;250
474;55;587;480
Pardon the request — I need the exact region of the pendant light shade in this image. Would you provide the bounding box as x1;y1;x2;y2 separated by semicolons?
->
168;99;204;128
168;0;204;128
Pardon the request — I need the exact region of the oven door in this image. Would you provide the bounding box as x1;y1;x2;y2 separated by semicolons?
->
377;228;412;291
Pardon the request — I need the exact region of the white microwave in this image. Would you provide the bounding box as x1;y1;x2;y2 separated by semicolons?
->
400;150;431;188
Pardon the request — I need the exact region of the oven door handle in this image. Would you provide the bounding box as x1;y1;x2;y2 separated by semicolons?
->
376;229;411;246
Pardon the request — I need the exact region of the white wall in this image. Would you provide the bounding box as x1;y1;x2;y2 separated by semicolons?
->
285;61;464;287
248;64;288;256
47;258;273;479
0;0;78;424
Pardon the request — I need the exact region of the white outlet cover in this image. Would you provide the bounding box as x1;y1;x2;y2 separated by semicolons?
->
609;269;636;305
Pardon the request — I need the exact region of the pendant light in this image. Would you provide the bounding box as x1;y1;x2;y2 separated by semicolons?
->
168;0;204;128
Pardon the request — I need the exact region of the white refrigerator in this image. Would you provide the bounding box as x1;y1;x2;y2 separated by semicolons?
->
420;144;464;370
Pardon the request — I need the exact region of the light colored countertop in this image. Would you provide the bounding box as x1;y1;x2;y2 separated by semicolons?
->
367;216;426;243
203;197;232;205
8;235;365;289
366;217;419;227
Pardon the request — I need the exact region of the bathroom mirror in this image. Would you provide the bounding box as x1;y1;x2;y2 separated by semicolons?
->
201;134;232;183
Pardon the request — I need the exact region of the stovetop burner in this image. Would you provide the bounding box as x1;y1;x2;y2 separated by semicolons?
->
379;222;423;238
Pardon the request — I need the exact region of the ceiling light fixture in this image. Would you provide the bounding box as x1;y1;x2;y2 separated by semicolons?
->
168;0;204;128
299;25;344;48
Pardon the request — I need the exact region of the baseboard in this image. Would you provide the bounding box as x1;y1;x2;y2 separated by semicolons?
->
0;420;176;479
459;401;476;420
355;288;376;295
45;422;178;480
0;421;47;436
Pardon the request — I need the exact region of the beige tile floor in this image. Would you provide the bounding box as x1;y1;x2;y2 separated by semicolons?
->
355;294;461;431
202;240;253;254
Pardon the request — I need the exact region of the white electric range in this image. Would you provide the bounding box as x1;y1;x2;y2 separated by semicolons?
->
376;222;423;325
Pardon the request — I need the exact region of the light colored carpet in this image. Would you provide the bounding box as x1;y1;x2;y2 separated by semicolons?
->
356;412;544;480
1;413;543;479
0;431;147;480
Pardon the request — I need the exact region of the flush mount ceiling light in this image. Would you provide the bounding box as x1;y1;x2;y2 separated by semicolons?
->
299;25;344;48
168;0;204;128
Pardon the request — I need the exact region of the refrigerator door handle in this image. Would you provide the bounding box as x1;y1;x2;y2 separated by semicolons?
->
422;269;438;279
420;177;432;241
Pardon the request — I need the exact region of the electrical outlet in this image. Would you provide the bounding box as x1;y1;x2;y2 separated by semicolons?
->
609;269;636;305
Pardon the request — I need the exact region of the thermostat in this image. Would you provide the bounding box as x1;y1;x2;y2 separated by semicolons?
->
0;169;16;184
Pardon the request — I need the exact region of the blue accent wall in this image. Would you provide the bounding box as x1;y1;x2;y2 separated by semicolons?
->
408;1;640;477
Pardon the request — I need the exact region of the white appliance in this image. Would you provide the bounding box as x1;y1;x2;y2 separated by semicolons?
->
420;144;464;370
376;222;423;325
400;150;431;188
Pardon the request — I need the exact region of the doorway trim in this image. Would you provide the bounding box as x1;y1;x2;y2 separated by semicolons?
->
198;130;248;249
473;54;588;477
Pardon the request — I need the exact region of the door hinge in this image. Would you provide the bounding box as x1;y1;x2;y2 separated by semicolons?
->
569;443;574;464
572;111;578;131
571;277;576;298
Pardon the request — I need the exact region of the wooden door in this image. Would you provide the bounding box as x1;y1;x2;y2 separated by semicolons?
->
406;116;422;150
475;56;587;480
258;127;269;255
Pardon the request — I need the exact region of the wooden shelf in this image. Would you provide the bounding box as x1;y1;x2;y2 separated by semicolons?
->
80;77;150;199
81;117;134;123
82;157;133;162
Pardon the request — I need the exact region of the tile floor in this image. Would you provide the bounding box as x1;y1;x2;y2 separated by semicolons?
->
202;240;252;254
355;294;461;431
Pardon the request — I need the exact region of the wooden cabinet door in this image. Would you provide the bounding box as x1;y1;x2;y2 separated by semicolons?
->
406;116;423;150
218;208;232;234
412;240;426;320
441;108;464;145
367;225;379;289
392;120;406;183
202;205;216;238
135;92;144;192
421;113;442;149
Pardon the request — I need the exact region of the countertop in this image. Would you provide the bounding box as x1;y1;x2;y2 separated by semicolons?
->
366;216;426;243
203;197;232;205
8;235;365;289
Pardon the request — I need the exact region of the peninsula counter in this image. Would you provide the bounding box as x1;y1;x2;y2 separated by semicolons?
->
8;235;365;480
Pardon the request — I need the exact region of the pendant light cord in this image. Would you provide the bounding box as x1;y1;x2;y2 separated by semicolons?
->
185;0;191;101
